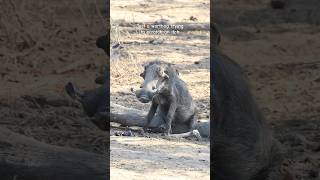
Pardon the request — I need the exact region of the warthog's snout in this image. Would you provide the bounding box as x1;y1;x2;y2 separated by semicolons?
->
135;89;155;103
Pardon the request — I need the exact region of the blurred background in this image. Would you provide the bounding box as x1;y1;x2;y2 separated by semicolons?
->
214;0;320;179
0;0;108;156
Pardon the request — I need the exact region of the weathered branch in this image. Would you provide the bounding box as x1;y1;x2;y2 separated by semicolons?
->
115;21;210;31
167;130;202;140
109;102;210;138
110;102;148;127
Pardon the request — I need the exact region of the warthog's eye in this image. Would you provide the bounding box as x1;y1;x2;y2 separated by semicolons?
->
140;72;144;78
162;75;169;81
163;69;169;79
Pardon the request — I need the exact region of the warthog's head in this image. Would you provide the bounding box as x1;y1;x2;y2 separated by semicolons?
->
96;35;109;55
135;60;178;103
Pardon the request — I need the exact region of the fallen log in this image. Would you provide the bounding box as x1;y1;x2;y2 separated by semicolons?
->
64;82;209;137
0;127;108;180
110;102;159;128
109;103;210;138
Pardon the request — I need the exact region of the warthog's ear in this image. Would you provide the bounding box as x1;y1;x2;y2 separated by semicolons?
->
167;63;179;76
96;35;109;54
212;23;221;46
175;68;179;76
159;65;169;79
140;64;148;79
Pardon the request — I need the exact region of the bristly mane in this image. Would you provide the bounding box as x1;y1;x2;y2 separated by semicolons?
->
144;60;179;77
144;60;167;67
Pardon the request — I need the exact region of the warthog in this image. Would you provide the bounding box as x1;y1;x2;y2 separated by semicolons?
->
212;24;288;180
135;61;197;134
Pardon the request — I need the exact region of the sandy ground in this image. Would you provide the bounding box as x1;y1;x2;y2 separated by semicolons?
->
110;0;210;179
111;137;209;180
0;0;108;167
